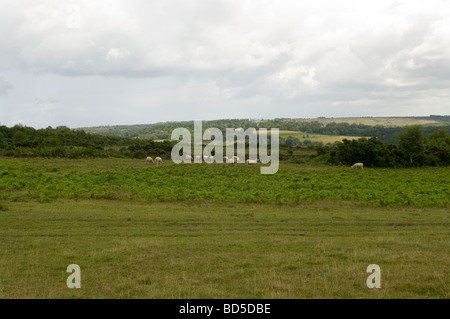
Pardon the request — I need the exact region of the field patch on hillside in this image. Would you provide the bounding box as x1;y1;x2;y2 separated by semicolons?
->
279;130;362;144
295;117;444;127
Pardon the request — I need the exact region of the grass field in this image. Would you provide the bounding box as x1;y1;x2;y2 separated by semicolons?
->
0;158;449;298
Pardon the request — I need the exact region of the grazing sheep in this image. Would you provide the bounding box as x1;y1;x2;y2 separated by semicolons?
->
224;156;238;164
246;159;258;165
227;158;236;165
155;157;163;165
351;162;364;169
146;157;154;164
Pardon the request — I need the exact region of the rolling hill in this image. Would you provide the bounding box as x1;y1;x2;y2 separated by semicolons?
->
79;116;450;145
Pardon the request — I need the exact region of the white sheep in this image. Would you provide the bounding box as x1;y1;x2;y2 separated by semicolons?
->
351;162;364;169
227;158;236;165
146;156;154;164
246;159;258;165
155;157;163;165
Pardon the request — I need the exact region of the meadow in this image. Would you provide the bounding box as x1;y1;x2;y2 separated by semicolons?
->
0;157;449;298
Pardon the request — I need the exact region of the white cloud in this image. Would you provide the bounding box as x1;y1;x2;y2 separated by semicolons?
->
106;48;130;61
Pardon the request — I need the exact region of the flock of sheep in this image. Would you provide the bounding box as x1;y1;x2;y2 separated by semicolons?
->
146;156;163;165
145;155;258;165
146;156;363;168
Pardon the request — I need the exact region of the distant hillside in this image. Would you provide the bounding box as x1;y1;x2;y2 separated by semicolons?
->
296;115;450;127
79;116;450;144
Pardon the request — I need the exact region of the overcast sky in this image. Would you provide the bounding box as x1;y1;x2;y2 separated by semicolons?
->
1;0;449;128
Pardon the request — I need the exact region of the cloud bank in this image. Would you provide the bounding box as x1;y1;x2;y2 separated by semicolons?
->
1;0;449;128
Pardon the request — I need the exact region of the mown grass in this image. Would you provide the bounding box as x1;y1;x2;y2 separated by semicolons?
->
0;158;449;207
0;200;448;299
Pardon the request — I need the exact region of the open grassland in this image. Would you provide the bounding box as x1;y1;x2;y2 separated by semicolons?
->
0;200;450;298
0;201;448;299
0;158;449;298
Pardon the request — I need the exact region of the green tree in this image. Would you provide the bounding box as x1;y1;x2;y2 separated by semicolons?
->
12;131;30;147
398;125;425;166
284;136;300;147
44;136;61;147
426;128;450;165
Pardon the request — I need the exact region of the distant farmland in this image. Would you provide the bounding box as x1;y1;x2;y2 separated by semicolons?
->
79;116;450;144
278;130;362;144
294;117;447;127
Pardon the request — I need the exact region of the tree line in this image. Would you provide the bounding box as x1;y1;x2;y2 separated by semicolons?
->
315;126;449;167
0;125;176;159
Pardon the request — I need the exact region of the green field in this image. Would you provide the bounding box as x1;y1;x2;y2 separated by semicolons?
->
0;158;449;298
1;158;449;207
279;130;362;144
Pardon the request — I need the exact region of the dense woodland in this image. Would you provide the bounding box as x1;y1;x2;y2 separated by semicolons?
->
0;119;449;167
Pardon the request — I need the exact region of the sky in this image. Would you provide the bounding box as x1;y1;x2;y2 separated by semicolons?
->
0;0;449;129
